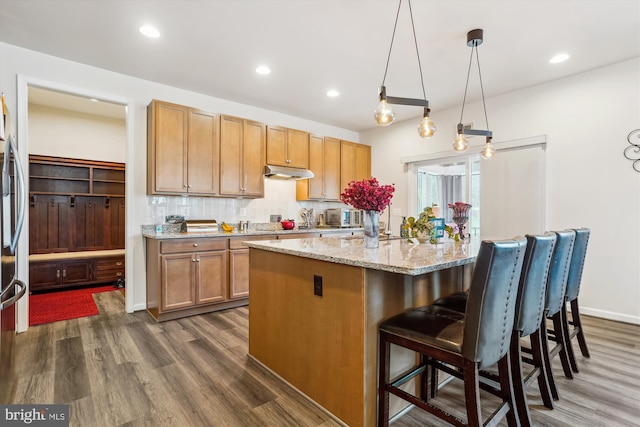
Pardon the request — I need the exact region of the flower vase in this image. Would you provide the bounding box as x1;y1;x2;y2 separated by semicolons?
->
363;210;380;249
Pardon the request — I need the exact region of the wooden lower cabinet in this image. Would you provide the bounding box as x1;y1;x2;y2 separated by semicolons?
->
146;237;246;321
29;254;126;292
228;249;249;299
30;259;92;292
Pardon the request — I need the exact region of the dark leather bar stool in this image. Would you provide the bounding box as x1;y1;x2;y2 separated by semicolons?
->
548;228;591;373
429;233;558;426
540;229;576;399
378;238;527;427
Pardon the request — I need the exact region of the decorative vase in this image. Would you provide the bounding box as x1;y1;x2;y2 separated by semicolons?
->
363;210;380;249
448;202;472;240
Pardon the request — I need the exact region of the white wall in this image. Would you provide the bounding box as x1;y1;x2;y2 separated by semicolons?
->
28;104;126;162
361;58;640;324
0;42;358;317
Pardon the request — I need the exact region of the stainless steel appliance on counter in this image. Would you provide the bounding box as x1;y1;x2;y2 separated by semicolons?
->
0;97;28;404
326;208;364;228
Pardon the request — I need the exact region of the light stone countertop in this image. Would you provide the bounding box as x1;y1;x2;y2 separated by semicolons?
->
142;227;361;240
245;237;481;276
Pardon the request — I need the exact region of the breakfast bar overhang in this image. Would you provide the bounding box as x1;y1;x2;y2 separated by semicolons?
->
246;237;480;427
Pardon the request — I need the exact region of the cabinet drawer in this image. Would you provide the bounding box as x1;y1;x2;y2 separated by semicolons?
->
160;239;226;254
96;257;125;270
228;235;276;250
96;269;125;281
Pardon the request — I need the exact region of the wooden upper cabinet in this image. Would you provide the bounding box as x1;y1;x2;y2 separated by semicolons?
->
147;100;219;195
219;115;265;198
187;109;219;195
340;140;371;191
266;126;309;169
296;136;341;201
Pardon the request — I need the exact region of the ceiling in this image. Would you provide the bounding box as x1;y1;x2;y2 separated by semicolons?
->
1;0;639;132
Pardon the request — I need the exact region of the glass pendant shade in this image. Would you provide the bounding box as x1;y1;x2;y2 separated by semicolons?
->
374;100;395;126
481;141;496;159
453;133;469;152
418;116;436;138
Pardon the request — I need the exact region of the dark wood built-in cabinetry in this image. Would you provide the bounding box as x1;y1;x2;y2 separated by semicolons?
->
28;155;126;292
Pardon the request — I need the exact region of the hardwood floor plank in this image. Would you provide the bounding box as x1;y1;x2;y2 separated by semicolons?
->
8;291;640;427
54;336;91;403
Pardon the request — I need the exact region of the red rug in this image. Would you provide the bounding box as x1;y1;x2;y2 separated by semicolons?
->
29;285;117;326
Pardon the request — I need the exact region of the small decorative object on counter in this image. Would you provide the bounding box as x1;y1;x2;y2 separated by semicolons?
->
448;202;472;240
400;216;409;238
406;207;436;243
340;177;395;249
281;219;295;230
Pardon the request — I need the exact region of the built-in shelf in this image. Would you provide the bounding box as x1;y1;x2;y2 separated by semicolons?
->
29;155;125;196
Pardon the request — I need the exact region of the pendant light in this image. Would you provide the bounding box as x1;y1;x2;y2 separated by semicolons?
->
374;0;435;138
454;29;495;158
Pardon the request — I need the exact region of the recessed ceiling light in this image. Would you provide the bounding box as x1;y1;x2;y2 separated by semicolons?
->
139;25;160;38
256;65;271;75
90;98;99;102
549;53;570;64
327;90;340;97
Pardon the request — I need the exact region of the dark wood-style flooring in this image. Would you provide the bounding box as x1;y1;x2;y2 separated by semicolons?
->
7;290;640;426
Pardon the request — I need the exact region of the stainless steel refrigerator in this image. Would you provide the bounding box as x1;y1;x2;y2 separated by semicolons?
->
0;95;27;404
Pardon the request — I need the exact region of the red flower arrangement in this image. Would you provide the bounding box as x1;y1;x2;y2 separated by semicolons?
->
340;177;395;212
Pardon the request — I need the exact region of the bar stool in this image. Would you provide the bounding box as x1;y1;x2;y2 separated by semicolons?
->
540;229;576;398
377;238;527;427
548;228;591;373
429;233;558;426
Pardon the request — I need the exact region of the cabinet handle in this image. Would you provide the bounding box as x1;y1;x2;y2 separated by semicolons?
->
196;258;200;262
192;258;196;262
286;159;291;163
116;262;123;266
63;269;66;278
56;269;60;278
116;272;122;276
193;243;198;247
187;184;192;188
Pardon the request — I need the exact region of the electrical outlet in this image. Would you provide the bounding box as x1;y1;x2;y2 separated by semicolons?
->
313;275;323;297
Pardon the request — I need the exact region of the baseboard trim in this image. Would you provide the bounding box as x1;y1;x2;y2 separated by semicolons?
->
581;307;640;325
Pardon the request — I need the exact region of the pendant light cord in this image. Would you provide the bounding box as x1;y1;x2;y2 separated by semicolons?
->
459;41;490;129
381;0;402;86
408;0;427;101
380;0;427;101
476;46;490;130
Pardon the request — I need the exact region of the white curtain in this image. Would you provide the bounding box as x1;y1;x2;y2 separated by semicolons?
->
438;175;464;222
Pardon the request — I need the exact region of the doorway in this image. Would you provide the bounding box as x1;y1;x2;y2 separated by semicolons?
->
14;76;134;332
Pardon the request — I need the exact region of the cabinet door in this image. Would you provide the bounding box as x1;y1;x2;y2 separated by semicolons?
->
242;119;266;197
340;140;356;191
161;253;196;311
196;251;227;304
29;195;71;254
29;261;61;292
354;143;371;181
287;129;309;169
306;135;325;199
323;137;341;200
73;196;106;251
107;197;126;249
228;249;249;299
187;109;219;195
149;101;188;194
266;126;288;166
61;259;94;285
219;115;243;196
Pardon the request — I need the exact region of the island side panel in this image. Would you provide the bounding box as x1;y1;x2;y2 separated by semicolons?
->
249;248;366;427
363;265;472;425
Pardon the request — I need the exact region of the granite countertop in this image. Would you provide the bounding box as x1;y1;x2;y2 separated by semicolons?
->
142;227;361;240
244;237;480;276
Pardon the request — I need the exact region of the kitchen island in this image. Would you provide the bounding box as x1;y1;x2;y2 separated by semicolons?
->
245;236;480;427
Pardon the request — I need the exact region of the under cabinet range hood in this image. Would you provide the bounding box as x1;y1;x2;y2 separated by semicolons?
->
264;164;314;180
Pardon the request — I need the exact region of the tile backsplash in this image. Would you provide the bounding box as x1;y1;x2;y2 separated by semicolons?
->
146;179;345;226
